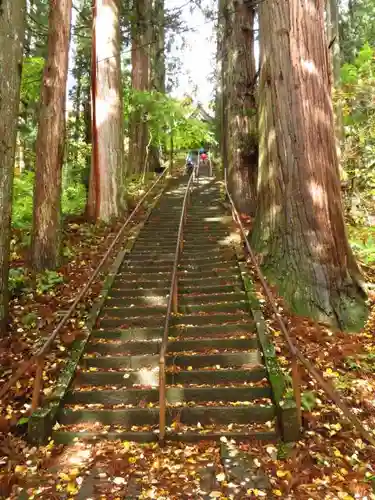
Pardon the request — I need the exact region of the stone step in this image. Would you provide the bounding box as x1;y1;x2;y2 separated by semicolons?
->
109;283;243;296
90;322;256;341
179;260;237;269
180;301;249;314
76;366;267;387
59;404;276;427
126;254;236;265
130;245;233;257
111;277;243;291
105;291;247;308
119;264;174;274
116;269;239;281
52;428;278;444
81;350;261;370
98;312;251;328
86;337;259;356
102;304;167;316
103;301;249;316
181;292;247;304
67;385;272;406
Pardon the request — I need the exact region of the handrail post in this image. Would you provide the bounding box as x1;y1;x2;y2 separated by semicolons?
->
31;356;44;412
159;357;166;444
291;356;302;426
172;276;178;313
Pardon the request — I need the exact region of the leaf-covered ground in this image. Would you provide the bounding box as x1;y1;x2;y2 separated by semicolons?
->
1;202;375;498
0;190;153;434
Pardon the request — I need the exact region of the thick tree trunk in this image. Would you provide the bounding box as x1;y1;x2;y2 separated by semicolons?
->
0;0;26;333
129;0;150;175
73;73;82;164
253;0;367;330
150;0;165;93
326;0;343;160
91;0;126;222
220;0;229;176
225;0;257;215
31;0;72;271
149;0;165;172
215;0;225;161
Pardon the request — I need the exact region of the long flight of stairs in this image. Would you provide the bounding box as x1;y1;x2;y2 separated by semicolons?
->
52;176;279;443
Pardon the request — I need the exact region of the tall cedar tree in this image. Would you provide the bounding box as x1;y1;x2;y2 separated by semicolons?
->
31;0;72;270
252;0;367;329
88;0;126;221
129;0;150;174
149;0;165;171
223;0;257;215
326;0;343;152
0;0;26;333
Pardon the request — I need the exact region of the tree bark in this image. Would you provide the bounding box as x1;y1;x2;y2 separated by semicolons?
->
0;0;26;333
225;0;258;215
31;0;72;271
326;0;343;160
253;0;367;330
219;0;229;176
73;71;82;164
149;0;165;172
129;0;150;175
150;0;165;93
91;0;126;221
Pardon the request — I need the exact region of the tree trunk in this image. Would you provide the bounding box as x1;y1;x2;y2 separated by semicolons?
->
129;0;150;175
149;0;165;172
150;0;165;93
215;0;225;152
73;72;82;164
0;0;26;334
91;0;126;222
31;0;72;271
219;0;229;176
253;0;367;330
225;0;258;215
326;0;343;160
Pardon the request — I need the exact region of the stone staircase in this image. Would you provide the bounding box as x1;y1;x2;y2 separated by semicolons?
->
52;176;287;444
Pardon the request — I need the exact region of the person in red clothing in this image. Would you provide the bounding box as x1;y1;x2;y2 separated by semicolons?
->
200;152;208;162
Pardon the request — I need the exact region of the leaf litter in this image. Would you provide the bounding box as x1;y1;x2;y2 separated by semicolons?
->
2;194;375;498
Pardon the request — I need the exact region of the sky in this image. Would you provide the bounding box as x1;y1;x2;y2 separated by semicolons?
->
166;0;216;108
68;1;216;109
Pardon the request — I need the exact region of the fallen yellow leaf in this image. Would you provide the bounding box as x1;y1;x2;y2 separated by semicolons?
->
66;482;78;495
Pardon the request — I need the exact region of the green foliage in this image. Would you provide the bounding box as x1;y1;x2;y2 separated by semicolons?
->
17;416;30;426
21;57;44;104
62;183;87;216
345;353;375;373
340;0;375;63
36;270;64;294
301;391;317;412
8;267;64;299
8;268;30;297
21;312;38;327
339;44;375;204
348;225;375;264
12;171;88;230
125;90;216;152
12;172;34;229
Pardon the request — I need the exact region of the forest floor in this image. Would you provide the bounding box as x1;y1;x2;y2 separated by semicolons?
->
0;193;375;498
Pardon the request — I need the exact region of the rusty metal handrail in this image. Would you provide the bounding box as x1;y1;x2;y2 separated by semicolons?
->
0;168;170;407
224;168;375;446
159;169;196;444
